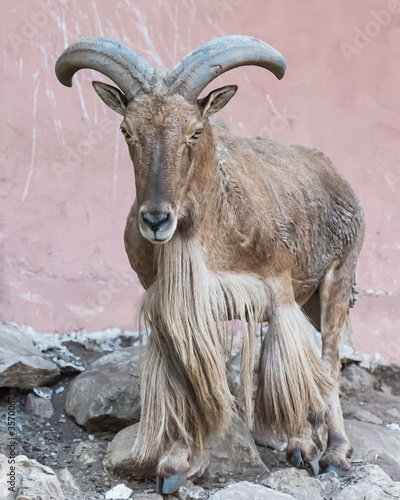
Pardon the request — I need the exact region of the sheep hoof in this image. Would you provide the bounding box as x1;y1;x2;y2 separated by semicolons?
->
290;450;320;476
309;458;320;476
156;472;186;494
326;465;343;476
156;476;163;494
290;449;304;468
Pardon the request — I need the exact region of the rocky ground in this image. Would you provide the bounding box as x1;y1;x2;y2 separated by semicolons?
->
0;322;399;500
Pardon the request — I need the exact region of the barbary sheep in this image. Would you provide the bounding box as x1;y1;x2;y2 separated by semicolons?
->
56;35;364;494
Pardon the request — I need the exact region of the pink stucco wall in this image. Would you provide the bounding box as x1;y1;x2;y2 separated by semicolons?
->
1;0;399;363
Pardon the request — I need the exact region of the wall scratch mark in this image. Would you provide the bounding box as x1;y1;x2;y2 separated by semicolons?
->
266;94;282;119
60;4;69;49
91;0;105;37
113;127;120;203
75;74;90;124
54;119;65;147
130;6;164;67
22;76;40;202
164;3;179;66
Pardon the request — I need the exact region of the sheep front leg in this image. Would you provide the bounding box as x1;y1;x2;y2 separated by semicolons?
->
156;443;191;494
133;335;192;494
133;315;232;494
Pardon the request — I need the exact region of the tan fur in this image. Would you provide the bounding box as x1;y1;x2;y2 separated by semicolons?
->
256;304;333;437
134;230;335;464
120;104;364;471
133;233;268;464
60;48;365;474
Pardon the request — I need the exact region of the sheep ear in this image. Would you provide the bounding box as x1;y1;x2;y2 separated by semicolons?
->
92;81;128;116
198;85;238;118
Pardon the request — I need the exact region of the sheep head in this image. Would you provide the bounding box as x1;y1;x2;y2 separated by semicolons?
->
55;36;286;244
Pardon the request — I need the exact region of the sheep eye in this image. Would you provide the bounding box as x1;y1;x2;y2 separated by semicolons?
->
120;127;130;138
191;129;203;140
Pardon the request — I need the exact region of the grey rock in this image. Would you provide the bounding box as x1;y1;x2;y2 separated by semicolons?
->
208;481;296;499
353;409;383;426
387;423;400;431
335;483;392;499
338;343;363;364
177;481;208;499
346;419;400;481
387;408;400;419
202;415;267;479
252;427;287;452
0;454;11;500
38;343;86;374
133;494;163;500
0;324;60;388
0;432;22;456
26;435;46;453
33;387;53;400
103;423;154;479
340;363;375;397
65;346;141;432
104;415;266;482
371;364;400;394
262;468;324;500
56;468;81;495
74;441;102;465
334;464;400;499
0;453;64;500
104;483;133;499
25;394;54;419
352;464;400;491
64;329;139;353
318;471;342;498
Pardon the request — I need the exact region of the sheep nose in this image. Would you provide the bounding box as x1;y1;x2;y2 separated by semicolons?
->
142;212;169;232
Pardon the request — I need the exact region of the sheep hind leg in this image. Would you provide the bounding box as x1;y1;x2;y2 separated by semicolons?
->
300;290;329;456
255;276;333;476
285;390;326;476
317;260;357;473
286;421;321;475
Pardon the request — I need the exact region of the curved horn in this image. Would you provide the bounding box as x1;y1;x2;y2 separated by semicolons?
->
55;37;156;100
166;35;286;101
